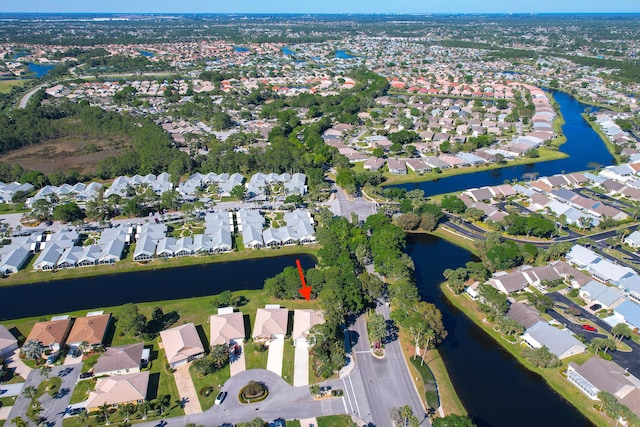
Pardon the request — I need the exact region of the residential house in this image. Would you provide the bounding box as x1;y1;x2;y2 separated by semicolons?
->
85;371;150;410
488;271;529;294
579;281;626;309
625;231;640;249
93;343;144;377
66;312;111;349
522;321;586;359
209;308;246;346
567;357;640;400
613;300;640;331
253;306;289;341
566;245;602;268
292;309;325;347
160;323;205;368
506;302;544;329
25;317;73;352
0;246;30;275
0;324;18;358
387;158;407;175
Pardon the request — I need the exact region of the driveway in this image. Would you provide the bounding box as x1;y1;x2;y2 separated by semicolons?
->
7;363;81;427
229;342;247;377
173;364;202;415
0;382;24;397
293;342;309;387
299;417;318;427
267;337;285;377
4;349;32;379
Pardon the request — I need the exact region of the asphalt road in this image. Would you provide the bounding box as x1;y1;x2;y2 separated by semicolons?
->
7;363;81;427
322;185;378;222
547;293;640;377
134;369;345;427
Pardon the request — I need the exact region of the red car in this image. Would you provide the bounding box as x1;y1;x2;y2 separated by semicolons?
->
582;324;597;332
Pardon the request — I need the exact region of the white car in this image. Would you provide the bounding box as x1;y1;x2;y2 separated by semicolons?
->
214;391;227;405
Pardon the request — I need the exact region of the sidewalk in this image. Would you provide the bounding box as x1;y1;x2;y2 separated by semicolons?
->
173;365;202;415
299;417;318;427
266;337;285;377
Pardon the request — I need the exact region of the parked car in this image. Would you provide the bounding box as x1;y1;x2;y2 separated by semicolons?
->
46;353;59;364
590;303;602;311
214;391;227;405
79;372;94;379
582;324;597;332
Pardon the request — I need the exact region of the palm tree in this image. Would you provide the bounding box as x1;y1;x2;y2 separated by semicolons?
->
10;416;28;427
138;400;150;420
99;403;111;425
77;409;90;427
22;340;45;364
79;341;90;354
210;344;230;369
21;385;37;402
39;364;52;380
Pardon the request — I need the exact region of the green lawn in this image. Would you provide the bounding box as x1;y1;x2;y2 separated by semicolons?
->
81;354;100;373
282;340;295;385
36;376;62;398
317;415;356;427
0;79;29;93
189;363;231;411
69;378;96;404
244;342;269;370
0;396;16;408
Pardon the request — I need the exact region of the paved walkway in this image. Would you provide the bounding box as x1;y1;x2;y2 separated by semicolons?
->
299;417;318;427
5;349;32;379
229;342;246;377
173;365;202;415
266;337;285;376
293;342;309;387
0;406;13;420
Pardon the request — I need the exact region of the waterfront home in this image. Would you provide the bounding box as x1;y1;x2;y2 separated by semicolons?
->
93;343;144;376
488;270;529;294
66;312;111;350
506;302;544;329
85;371;149;410
210;307;245;346
25;317;73;352
33;244;65;270
387;158;407;175
0;246;30;275
253;305;288;341
160;323;205;368
237;208;265;249
567;357;640;400
579;281;626;310
0;324;18;358
363;157;385;171
522;321;586;359
133;234;158;262
292;309;325;347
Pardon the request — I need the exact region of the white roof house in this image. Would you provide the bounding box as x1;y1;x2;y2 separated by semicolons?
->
0;324;18;358
33;244;64;271
292;309;325;347
0;246;30;275
566;245;601;268
133;234;157;262
579;281;626;309
522;321;586;359
588;259;635;286
625;231;640;249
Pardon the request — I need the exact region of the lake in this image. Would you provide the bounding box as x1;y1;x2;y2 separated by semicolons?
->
0;254;315;321
335;50;357;59
139;50;155;58
26;63;56;78
282;47;296;56
406;234;592;427
393;91;615;197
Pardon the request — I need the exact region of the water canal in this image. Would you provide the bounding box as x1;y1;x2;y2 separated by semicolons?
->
407;234;591;427
0;254;315;321
393;91;615;197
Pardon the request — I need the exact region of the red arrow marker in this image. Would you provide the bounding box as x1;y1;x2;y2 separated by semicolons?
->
296;259;312;301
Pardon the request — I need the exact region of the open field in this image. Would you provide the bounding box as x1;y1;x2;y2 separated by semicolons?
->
1;136;131;175
0;79;29;93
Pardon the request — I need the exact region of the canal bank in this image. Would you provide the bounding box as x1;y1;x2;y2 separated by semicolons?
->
406;233;593;427
392;91;615;198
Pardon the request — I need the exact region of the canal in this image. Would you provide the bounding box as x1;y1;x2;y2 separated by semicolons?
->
407;234;592;427
393;91;615;197
0;254;315;321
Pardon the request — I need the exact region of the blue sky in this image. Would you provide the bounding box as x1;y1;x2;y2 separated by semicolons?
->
3;0;640;14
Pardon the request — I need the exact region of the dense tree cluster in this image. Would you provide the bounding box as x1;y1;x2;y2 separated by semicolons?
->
502;214;557;238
